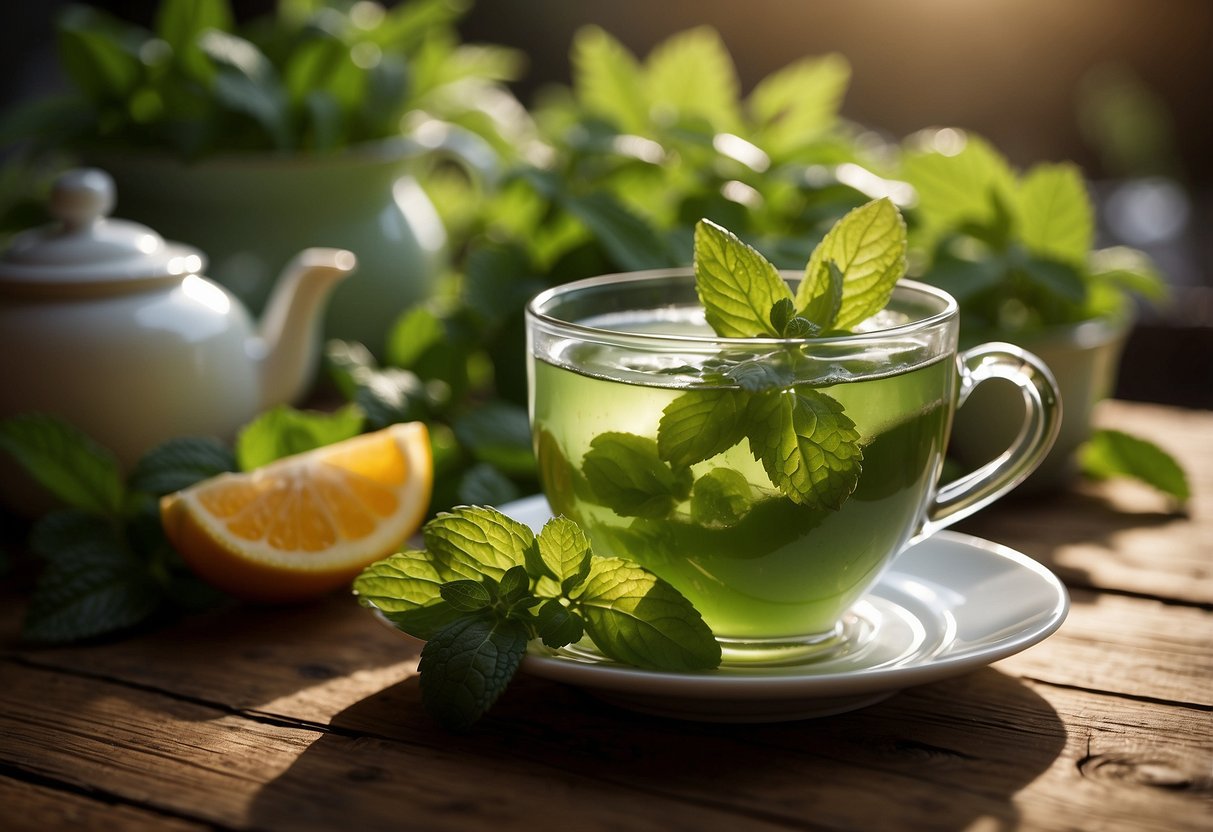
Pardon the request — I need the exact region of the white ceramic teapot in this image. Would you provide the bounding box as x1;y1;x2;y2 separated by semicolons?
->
0;168;357;468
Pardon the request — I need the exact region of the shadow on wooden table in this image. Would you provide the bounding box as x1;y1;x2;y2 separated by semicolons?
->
246;666;1066;831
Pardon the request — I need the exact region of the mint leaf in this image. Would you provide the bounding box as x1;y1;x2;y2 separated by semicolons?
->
745;388;863;510
440;580;494;612
424;505;538;582
798;261;845;331
236;403;364;470
353;549;463;639
572;25;649;133
418;615;529;732
0;413;124;518
694;218;792;338
646;26;741;131
901;132;1018;233
22;509;159;643
1080;429;1190;503
582;432;692;518
128;436;236;496
535;599;585;648
1014;162;1093;267
690;468;753;527
748;53;850;154
497;565;533;606
573;557;721;671
536;516;593;594
797;197;907;330
658;390;749;469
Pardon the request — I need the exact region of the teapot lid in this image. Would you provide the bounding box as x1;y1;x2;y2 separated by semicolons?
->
0;168;205;288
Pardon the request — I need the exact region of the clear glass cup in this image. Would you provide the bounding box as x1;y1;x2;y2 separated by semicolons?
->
526;269;1060;664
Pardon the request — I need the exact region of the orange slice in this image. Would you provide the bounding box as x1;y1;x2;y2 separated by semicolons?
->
160;422;432;603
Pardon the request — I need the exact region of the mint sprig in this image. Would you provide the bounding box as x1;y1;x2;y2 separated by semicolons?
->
354;505;721;730
650;199;907;509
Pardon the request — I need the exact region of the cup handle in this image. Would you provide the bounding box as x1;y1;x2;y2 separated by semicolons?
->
920;342;1062;537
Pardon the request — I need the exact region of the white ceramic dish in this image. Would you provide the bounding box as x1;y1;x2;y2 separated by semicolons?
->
501;495;1069;722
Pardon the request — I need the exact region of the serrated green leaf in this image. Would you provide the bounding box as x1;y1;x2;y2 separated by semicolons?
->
455;463;522;508
1080;429;1190;502
1015;163;1093;266
0;414;124;517
536;516;592;594
22;509;159;644
748;53;850;155
1017;255;1087;305
769;298;796;336
645;26;741;131
498;564;532;604
535;599;584;648
235;404;364;470
453;402;535;476
797;198;907;330
690;468;753;527
582;433;691;518
571;25;649;133
441;579;493;612
127;436;236;496
353;549;463;640
657;389;749;469
573;557;720;671
797;260;844;331
901;132;1018;233
418;615;529;731
563;191;678;272
694;219;793;338
745;388;863;510
424;505;537;582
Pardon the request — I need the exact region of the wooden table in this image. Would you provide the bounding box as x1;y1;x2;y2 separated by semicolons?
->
2;400;1209;831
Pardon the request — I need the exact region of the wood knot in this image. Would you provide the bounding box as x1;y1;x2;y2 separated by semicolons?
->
1078;753;1207;792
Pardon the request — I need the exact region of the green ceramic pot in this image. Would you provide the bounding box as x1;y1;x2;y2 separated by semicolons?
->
87;138;448;356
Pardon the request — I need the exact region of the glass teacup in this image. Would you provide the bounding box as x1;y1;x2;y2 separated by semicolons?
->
526;270;1060;664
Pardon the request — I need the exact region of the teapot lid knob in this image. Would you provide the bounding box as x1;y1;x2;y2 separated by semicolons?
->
0;167;205;290
50;168;116;231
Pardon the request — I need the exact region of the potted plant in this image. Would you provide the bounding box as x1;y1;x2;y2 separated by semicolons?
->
897;128;1185;497
2;0;532;354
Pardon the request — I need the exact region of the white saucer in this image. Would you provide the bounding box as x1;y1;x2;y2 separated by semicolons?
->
502;494;1069;723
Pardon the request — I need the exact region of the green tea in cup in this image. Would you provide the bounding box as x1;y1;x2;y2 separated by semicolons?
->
526;205;1060;663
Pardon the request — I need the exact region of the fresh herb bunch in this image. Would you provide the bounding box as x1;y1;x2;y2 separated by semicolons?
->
900;129;1167;339
0;405;367;642
2;0;524;159
354;506;720;731
339;26;893;512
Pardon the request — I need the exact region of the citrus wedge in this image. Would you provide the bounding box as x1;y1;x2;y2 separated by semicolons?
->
161;422;432;603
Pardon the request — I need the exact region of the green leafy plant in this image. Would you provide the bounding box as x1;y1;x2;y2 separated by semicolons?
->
2;0;525;159
897;129;1187;502
345;25;894;512
0;405;368;642
354;505;720;730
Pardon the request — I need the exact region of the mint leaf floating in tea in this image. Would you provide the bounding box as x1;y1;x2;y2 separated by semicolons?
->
582;432;693;518
653;199;908;509
354;506;720;730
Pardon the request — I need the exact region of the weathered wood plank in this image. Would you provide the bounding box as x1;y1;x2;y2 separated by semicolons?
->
995;588;1213;708
0;776;209;832
959;400;1213;605
3;652;1209;831
0;662;791;832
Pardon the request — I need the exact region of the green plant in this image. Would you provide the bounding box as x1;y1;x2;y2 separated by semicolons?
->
1;0;525;160
348;25;898;511
898;128;1167;340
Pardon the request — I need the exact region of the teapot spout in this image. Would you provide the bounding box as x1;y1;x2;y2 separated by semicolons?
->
256;248;356;410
